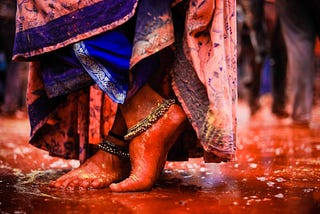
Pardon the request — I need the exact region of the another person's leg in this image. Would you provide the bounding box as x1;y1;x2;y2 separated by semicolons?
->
277;0;316;125
266;10;288;117
242;0;266;115
270;33;288;118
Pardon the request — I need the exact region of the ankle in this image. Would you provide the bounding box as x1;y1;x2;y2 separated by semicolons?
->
120;84;163;127
105;132;128;147
124;99;177;141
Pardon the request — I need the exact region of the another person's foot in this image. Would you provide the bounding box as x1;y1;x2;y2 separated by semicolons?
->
291;119;310;128
109;103;186;192
250;102;261;116
49;150;130;189
272;106;289;118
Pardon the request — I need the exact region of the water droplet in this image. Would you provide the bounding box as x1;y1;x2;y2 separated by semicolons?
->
257;177;266;181
267;181;275;187
276;177;285;182
274;193;284;198
249;163;258;168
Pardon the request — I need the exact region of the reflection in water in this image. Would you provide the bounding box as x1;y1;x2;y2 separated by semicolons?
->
0;97;320;213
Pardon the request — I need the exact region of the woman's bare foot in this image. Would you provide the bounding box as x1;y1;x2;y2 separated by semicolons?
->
110;103;186;192
49;150;130;190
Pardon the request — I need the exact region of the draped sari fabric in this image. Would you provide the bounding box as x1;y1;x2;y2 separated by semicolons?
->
173;0;237;161
13;0;237;163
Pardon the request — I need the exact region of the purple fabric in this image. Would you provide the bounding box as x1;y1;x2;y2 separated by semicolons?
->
13;0;137;58
39;47;93;98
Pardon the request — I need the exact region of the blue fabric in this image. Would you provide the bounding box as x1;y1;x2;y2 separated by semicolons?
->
73;29;132;103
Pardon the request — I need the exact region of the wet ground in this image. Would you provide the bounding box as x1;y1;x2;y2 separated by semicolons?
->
1;95;320;214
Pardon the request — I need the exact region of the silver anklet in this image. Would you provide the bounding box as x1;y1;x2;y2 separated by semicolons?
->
124;99;176;141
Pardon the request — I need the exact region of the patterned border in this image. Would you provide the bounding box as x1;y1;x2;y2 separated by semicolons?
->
13;0;137;59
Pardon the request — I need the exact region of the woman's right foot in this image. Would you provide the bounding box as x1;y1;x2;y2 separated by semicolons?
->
109;103;186;192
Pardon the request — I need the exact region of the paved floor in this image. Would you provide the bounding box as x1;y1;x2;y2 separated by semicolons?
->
0;96;320;214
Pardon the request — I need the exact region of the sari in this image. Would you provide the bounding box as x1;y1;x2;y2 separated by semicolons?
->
13;0;237;163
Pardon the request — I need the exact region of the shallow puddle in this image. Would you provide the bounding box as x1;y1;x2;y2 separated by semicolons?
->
1;99;320;213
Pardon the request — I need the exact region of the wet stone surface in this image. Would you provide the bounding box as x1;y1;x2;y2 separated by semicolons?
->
1;97;320;213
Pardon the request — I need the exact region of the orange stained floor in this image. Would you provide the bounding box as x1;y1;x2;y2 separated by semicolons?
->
0;95;320;214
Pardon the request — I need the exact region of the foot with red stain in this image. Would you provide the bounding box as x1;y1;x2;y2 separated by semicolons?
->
49;150;130;190
110;85;186;192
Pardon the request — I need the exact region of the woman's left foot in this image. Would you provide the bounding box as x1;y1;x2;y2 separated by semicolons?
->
49;150;130;190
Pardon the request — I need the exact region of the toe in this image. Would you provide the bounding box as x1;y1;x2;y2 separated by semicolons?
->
90;178;107;189
109;175;152;192
60;178;73;188
80;180;91;189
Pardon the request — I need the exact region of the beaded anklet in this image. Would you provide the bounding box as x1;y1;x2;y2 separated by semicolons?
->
124;99;176;141
98;141;130;159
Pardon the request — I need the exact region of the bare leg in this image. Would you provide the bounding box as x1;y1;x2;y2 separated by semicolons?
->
109;84;186;192
49;111;130;190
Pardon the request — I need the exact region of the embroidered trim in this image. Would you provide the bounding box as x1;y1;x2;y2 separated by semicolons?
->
73;41;126;103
